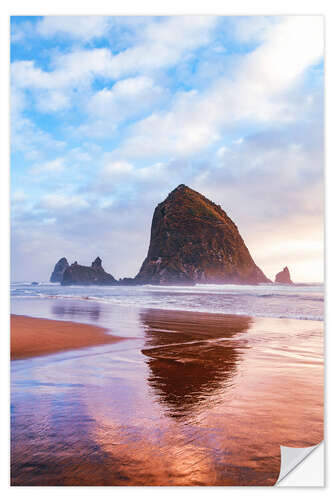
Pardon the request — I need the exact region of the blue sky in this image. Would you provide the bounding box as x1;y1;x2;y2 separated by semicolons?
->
10;15;324;282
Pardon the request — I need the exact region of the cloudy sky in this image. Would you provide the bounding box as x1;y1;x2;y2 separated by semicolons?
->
10;15;324;283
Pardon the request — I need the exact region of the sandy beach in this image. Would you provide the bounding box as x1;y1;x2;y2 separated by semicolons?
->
11;314;123;360
10;299;324;486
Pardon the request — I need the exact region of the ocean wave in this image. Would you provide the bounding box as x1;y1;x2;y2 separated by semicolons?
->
10;291;324;321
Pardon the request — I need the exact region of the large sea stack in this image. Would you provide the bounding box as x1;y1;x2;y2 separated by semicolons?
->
61;257;117;286
50;257;69;283
135;184;271;285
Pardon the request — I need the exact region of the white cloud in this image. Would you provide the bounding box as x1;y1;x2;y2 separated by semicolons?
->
36;16;110;40
11;112;65;157
30;158;66;174
112;88;222;157
37;90;71;113
12;48;112;91
82;76;164;134
69;148;92;163
102;16;217;79
111;16;323;160
11;16;217;114
40;193;89;211
103;160;134;180
113;76;155;96
12;190;28;203
226;16;277;43
233;138;243;144
10;85;25;116
241;16;323;93
102;160;170;187
11;16;322;124
11;48;114;113
217;146;228;157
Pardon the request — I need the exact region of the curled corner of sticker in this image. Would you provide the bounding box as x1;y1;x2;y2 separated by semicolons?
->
276;442;323;485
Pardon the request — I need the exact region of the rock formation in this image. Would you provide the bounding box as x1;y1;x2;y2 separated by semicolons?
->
61;257;117;286
275;266;293;284
50;185;274;286
135;184;271;285
50;257;69;283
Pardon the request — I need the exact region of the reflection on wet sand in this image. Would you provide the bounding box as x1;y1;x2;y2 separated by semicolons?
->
141;310;252;419
11;305;323;486
52;302;101;322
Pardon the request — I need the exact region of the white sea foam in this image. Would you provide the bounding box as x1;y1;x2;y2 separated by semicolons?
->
10;281;324;321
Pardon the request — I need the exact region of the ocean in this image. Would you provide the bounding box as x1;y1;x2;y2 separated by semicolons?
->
11;281;324;322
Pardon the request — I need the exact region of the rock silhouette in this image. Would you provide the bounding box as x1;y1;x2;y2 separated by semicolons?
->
275;266;293;284
50;257;69;283
135;184;270;285
61;257;117;286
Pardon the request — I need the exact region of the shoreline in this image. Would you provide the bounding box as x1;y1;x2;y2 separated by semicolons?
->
11;314;124;360
10;295;324;322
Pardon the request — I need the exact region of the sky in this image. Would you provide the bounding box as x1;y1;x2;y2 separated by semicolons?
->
10;15;324;283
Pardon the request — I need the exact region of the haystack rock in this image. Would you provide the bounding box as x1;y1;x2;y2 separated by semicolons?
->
50;257;69;283
275;266;293;284
61;257;117;286
135;184;271;285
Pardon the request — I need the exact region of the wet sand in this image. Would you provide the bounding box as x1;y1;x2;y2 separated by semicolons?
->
11;314;123;360
10;302;324;486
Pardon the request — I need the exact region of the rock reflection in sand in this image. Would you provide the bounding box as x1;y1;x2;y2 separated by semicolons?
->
52;302;101;322
141;310;252;419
